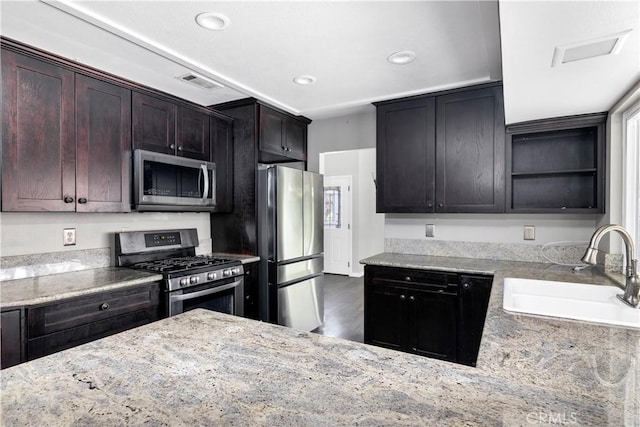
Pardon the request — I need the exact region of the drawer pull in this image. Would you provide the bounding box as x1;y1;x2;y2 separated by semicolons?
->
399;294;406;301
409;296;415;302
405;276;411;282
99;303;110;311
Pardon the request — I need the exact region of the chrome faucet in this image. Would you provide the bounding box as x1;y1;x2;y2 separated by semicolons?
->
582;224;640;308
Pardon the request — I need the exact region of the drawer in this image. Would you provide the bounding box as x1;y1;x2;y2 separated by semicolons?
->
367;266;458;292
27;307;160;360
28;283;160;338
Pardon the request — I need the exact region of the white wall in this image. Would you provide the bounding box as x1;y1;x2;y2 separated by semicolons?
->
320;149;384;275
0;212;212;257
307;109;376;173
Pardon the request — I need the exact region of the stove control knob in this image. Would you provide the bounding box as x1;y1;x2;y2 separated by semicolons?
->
190;276;199;284
179;278;189;287
223;269;232;277
232;267;241;275
207;272;217;281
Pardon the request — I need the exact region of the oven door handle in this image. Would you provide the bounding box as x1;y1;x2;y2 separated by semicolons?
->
170;280;241;302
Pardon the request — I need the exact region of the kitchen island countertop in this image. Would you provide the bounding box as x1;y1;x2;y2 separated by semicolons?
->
2;253;639;425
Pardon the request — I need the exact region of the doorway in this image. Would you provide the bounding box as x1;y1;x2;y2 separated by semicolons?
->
323;175;352;275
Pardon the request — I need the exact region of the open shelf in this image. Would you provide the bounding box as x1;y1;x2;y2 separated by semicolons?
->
506;113;606;213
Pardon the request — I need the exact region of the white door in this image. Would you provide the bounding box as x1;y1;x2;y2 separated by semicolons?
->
323;176;352;275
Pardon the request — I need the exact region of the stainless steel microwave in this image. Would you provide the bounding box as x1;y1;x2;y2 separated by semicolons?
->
133;149;216;212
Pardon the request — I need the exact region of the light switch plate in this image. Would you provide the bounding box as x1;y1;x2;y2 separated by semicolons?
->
425;224;435;238
524;225;535;241
64;228;76;246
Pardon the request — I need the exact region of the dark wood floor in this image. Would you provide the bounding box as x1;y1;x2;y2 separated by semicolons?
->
314;274;364;343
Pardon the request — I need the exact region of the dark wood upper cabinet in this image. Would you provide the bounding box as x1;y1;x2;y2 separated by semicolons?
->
376;97;436;212
258;104;308;162
435;86;505;212
133;91;211;160
210;115;234;212
375;83;505;213
75;74;131;212
2;50;131;213
506;113;606;213
1;49;76;212
132;92;177;155
177;106;210;160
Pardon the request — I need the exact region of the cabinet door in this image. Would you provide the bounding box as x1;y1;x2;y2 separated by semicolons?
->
457;275;492;366
364;283;407;351
75;75;131;212
376;97;436;212
259;106;285;155
177;106;210;160
284;117;307;161
1;50;76;211
411;289;457;361
210;115;234;212
1;310;24;369
243;262;259;320
435;86;505;212
132;92;176;155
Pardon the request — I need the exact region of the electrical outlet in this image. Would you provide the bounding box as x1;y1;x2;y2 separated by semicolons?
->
64;228;76;246
425;224;435;238
523;225;535;241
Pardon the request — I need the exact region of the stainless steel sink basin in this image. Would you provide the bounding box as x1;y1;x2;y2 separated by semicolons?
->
503;277;640;329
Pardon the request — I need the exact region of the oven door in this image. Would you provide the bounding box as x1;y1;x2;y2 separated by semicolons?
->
134;149;216;212
167;278;244;317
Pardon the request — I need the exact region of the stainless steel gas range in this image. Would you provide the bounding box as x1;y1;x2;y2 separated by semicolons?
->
115;229;244;317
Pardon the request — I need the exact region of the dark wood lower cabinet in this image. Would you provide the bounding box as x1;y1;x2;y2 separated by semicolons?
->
26;283;162;361
243;262;259;320
1;309;25;369
364;265;492;366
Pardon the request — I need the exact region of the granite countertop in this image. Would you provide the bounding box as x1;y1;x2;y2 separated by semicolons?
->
2;253;639;425
0;253;259;309
0;268;163;309
2;308;633;426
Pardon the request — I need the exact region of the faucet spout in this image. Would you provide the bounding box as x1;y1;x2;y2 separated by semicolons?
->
582;224;640;308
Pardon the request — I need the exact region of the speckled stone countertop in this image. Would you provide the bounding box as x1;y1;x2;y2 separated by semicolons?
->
2;308;633;426
2;253;639;425
0;268;162;309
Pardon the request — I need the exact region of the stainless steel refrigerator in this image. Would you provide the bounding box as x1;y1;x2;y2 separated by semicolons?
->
257;165;324;331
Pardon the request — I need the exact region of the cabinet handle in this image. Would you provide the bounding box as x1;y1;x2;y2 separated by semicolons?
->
170;144;176;150
404;276;411;282
63;196;74;203
399;294;406;300
78;198;88;204
463;282;471;289
178;146;183;151
427;203;433;208
245;295;251;300
438;203;444;208
99;303;110;311
409;296;415;302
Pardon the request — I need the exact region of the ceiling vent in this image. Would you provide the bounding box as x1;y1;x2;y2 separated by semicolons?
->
176;72;224;90
551;29;632;67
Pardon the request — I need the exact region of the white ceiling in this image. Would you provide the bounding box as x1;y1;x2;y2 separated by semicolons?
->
1;1;638;124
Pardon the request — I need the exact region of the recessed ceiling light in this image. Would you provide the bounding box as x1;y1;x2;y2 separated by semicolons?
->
293;75;316;85
387;51;416;65
195;12;230;31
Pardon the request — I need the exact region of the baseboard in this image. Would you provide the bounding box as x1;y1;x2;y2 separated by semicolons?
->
349;272;364;278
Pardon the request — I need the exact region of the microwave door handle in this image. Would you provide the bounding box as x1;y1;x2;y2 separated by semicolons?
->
201;164;209;202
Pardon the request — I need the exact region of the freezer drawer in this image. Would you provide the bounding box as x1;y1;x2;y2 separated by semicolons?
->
276;257;323;285
277;276;324;331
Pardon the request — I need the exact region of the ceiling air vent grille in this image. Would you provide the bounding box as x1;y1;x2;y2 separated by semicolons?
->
176;72;224;90
551;29;632;67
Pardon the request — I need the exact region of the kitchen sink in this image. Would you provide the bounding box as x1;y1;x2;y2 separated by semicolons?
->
503;277;640;329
